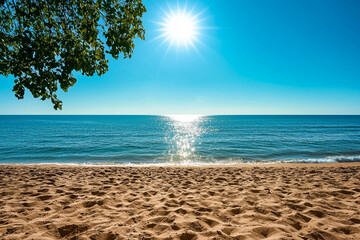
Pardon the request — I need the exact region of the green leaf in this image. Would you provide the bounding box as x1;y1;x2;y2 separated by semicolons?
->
1;0;146;110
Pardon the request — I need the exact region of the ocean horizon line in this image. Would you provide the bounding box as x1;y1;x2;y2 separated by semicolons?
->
1;114;360;116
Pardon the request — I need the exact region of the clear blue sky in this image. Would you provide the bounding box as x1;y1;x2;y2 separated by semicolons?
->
1;0;359;114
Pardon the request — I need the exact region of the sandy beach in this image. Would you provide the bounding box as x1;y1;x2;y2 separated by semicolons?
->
0;163;359;240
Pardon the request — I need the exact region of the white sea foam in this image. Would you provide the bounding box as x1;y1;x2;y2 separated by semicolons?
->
283;155;360;163
2;155;359;167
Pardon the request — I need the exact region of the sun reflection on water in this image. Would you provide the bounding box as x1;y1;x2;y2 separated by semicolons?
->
164;115;205;163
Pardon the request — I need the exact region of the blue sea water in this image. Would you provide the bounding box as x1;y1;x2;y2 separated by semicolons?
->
0;115;359;165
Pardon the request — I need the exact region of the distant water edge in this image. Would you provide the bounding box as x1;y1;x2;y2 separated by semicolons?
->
0;115;359;166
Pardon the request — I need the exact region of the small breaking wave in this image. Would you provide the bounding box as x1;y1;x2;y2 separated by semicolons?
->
1;155;359;167
282;155;360;163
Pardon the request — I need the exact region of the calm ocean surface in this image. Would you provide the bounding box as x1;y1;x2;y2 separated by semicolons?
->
0;115;359;165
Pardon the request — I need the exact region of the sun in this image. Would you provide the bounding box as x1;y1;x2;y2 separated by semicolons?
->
163;10;198;46
156;4;205;51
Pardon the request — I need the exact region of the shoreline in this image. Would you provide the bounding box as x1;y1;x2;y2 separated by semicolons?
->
1;161;360;168
1;161;360;170
1;162;359;239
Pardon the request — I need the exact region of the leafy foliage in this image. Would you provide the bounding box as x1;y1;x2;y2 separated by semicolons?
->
0;0;146;109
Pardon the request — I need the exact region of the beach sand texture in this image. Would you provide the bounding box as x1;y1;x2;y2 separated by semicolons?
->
0;163;360;239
